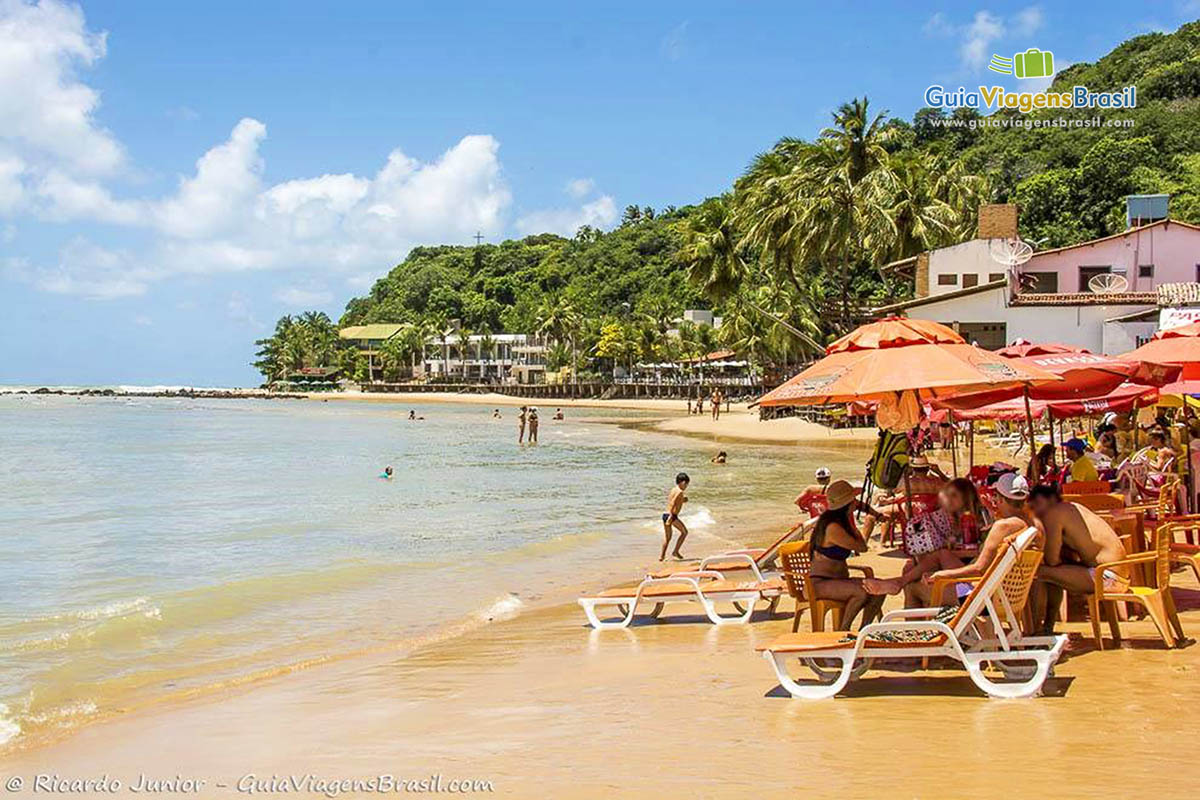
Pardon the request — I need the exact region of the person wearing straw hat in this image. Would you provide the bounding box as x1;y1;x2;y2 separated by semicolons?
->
809;480;886;631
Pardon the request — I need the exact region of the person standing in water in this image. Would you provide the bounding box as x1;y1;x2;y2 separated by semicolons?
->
517;406;527;444
528;406;540;444
660;472;690;560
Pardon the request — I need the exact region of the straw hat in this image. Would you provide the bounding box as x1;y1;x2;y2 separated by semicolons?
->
824;480;856;510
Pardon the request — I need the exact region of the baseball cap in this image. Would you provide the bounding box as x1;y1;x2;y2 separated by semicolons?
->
996;472;1030;500
1063;437;1088;453
815;467;831;480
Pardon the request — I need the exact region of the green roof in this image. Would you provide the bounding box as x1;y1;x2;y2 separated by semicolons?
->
339;323;407;340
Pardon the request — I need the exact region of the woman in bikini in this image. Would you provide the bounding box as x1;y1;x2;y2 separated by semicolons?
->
808;480;886;631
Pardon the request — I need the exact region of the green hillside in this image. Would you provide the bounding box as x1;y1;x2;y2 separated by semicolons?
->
254;20;1200;383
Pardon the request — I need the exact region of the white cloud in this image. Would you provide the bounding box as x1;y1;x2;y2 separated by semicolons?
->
923;12;954;37
20;238;153;299
154;117;266;238
1012;6;1044;37
274;285;333;307
133;314;152;326
925;6;1047;72
660;21;688;62
516;195;617;237
165;105;199;122
961;11;1006;70
565;177;595;198
0;0;123;175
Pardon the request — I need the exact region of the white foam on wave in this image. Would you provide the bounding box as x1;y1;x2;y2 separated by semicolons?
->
680;506;717;530
0;704;20;746
75;596;156;621
25;699;98;727
640;505;718;531
476;593;523;623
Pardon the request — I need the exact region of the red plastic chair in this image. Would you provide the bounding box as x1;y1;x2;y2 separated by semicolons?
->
882;493;941;551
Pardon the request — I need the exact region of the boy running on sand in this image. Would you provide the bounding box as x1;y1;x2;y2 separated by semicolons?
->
660;472;690;560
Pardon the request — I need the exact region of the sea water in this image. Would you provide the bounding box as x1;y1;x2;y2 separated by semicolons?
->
0;395;868;749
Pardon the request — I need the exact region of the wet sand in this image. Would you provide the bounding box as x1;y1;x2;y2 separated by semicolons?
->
6;521;1199;798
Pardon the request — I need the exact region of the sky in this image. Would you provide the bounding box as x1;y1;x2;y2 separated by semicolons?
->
1;0;1197;386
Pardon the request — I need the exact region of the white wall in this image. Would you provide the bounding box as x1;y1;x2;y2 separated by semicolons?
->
927;240;1009;296
902;285;1152;354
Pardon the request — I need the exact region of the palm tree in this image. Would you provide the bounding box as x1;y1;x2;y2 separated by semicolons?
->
537;297;582;384
426;312;451;379
673;195;745;302
477;325;496;383
455;327;474;381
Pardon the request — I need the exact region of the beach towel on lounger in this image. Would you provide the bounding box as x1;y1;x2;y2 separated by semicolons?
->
838;605;958;644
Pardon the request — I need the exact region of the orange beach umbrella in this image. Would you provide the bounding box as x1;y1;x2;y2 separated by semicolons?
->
1119;322;1200;368
758;318;1060;407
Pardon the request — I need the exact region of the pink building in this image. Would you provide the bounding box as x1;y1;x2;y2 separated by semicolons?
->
876;203;1200;355
1016;219;1200;295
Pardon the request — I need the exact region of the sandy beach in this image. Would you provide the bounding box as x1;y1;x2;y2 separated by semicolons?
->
3;397;1198;800
6;530;1199;799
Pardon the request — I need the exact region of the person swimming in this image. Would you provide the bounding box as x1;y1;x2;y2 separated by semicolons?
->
379;466;394;480
492;408;502;419
711;451;727;464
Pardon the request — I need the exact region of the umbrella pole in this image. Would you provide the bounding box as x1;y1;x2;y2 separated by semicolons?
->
1024;385;1037;480
949;409;959;477
968;421;975;471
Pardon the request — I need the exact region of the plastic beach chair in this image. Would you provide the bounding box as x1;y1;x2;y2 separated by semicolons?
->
757;528;1066;699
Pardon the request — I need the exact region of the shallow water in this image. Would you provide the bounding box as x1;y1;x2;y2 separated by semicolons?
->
0;395;871;749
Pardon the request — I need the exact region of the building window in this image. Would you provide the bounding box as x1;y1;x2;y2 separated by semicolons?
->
1021;271;1058;293
937;274;958;286
962;274;979;288
1079;265;1112;292
988;273;1005;283
1139;264;1154;278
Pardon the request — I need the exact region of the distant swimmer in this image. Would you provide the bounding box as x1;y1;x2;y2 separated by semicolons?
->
408;410;416;421
553;408;564;420
711;450;727;464
379;466;394;480
660;472;690;560
493;408;502;419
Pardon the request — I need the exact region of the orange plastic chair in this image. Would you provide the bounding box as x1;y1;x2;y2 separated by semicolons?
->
778;540;873;632
1157;515;1200;584
1086;521;1186;650
1064;492;1126;513
929;548;1044;634
1062;480;1114;495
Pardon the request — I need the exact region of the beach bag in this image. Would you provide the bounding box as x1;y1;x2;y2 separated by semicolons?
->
905;509;952;556
868;429;910;490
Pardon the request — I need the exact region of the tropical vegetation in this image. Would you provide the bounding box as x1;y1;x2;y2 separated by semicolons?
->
254;21;1200;385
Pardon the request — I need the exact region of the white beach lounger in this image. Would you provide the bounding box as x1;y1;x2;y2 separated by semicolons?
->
758;528;1066;699
578;572;784;629
648;518;814;582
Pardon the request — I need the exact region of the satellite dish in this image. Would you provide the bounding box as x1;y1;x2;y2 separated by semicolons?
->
1088;273;1129;294
988;237;1034;266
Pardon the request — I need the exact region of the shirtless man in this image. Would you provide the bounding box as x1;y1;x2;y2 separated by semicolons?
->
517;406;528;444
1028;483;1129;635
868;473;1040;606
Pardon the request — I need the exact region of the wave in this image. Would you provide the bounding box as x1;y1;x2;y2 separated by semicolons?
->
0;704;19;747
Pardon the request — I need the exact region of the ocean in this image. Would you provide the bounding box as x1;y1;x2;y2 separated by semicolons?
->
0;394;868;750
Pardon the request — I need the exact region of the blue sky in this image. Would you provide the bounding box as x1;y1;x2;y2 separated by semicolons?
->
1;0;1196;386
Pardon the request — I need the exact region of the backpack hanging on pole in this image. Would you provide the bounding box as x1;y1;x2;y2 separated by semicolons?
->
868;429;910;491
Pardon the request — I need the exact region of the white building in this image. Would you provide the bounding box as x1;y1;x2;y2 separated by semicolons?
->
422;333;548;384
875;202;1200;353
